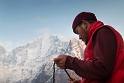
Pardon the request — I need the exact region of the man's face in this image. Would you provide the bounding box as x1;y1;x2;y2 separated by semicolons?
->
74;22;88;45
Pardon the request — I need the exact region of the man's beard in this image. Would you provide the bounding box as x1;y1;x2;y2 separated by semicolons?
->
85;40;88;45
81;39;88;45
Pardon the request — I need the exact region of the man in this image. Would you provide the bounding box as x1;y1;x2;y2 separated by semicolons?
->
54;12;124;83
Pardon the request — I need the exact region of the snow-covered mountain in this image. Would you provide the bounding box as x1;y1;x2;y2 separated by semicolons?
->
0;45;6;55
0;34;85;83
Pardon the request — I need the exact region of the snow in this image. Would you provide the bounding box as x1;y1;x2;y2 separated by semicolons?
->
0;34;85;83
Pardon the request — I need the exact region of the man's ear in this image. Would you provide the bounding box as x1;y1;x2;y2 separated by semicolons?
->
82;20;88;29
82;20;90;31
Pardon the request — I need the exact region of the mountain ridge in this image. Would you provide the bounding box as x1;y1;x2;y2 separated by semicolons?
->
0;34;85;83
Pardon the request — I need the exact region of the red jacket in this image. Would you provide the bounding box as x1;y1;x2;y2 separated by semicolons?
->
65;21;124;83
82;21;124;83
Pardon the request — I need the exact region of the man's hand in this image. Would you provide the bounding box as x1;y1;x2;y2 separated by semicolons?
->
68;77;81;83
54;55;67;69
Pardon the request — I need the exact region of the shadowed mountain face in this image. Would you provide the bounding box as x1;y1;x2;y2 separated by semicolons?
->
0;34;85;83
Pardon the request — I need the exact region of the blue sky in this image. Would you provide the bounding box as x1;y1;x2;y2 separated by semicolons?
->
0;0;124;51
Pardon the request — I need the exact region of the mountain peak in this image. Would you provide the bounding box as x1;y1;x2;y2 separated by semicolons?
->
0;34;85;83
